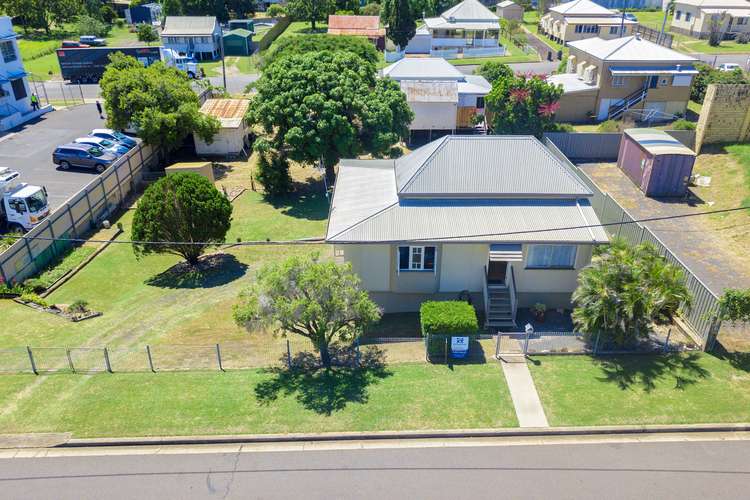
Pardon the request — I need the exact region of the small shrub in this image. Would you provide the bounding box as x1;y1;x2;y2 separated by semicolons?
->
115;18;125;29
68;299;89;314
738;32;750;44
20;292;49;308
717;289;750;322
671;119;696;130
0;282;28;296
554;122;575;133
255;150;293;197
23;278;47;293
531;302;546;315
597;120;619;132
266;4;286;17
362;2;380;16
420;300;479;336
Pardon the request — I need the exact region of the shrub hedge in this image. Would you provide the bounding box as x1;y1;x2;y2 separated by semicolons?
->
420;300;479;336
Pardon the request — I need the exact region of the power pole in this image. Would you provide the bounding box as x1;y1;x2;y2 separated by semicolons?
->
219;33;227;90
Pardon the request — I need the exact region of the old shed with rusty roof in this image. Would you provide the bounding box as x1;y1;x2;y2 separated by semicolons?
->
194;98;251;157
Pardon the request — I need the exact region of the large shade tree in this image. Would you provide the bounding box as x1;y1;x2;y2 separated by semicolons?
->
286;0;335;31
248;50;412;183
0;0;81;34
233;254;382;368
572;239;691;347
132;173;233;265
485;72;563;137
100;53;220;152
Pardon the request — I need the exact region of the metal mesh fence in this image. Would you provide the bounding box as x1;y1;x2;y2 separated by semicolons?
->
0;348;30;373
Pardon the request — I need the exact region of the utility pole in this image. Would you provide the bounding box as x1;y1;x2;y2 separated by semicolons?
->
219;32;227;90
659;1;674;45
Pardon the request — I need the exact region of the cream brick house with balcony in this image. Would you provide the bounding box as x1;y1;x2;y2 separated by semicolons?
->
547;35;697;122
540;0;637;45
671;0;750;39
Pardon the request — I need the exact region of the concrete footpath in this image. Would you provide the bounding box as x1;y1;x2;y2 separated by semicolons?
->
500;357;549;428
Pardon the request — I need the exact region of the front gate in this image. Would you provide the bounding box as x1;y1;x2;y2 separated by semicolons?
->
495;333;527;357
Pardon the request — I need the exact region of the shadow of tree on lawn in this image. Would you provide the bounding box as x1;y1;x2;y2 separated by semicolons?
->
254;346;392;415
145;253;248;289
266;176;329;222
595;353;711;393
709;343;750;373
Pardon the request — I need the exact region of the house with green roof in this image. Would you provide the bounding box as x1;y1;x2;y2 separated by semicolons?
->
223;29;253;56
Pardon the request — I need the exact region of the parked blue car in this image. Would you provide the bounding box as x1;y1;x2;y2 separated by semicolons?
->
74;136;129;156
91;128;137;149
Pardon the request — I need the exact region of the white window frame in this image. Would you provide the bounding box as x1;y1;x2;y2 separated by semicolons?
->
675;10;682;20
526;245;578;270
398;245;436;272
685;12;692;22
612;75;626;87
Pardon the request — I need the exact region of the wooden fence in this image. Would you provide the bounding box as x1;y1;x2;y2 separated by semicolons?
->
543;137;721;350
0;142;160;286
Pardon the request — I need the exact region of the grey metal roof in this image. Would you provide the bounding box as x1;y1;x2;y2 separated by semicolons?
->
382;57;465;81
326;136;608;244
441;0;499;21
395;135;593;198
162;16;218;35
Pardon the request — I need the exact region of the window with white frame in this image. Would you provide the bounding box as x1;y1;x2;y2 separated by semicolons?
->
398;246;436;272
574;24;600;34
675;10;682;20
612;75;626;87
526;245;577;269
685;12;692;22
609;26;619;35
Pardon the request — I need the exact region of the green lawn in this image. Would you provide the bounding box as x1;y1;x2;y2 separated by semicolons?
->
32;245;96;289
0;363;517;437
528;353;750;426
274;21;328;43
523;11;564;53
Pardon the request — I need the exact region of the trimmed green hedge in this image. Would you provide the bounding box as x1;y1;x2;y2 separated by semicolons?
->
420;301;479;336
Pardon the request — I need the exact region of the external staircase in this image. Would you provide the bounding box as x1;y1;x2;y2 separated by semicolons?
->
607;85;649;120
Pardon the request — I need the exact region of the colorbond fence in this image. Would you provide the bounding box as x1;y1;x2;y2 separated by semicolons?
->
0;142;159;286
544;131;696;161
544;137;721;349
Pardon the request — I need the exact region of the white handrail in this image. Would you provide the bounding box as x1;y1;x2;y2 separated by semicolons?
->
508;264;517;325
483;265;490;327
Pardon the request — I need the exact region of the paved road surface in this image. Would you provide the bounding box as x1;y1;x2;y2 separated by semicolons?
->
0;104;105;211
690;52;750;69
2;438;749;499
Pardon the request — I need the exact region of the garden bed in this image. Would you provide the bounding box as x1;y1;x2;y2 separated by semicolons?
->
13;297;101;322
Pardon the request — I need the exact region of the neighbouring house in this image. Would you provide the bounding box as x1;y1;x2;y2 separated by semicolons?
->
125;2;162;25
223;29;253;56
590;0;662;7
161;16;222;60
228;19;255;32
671;0;750;39
404;0;504;58
193;98;250;157
496;0;524;21
382;57;491;133
540;0;638;45
0;17;51;131
326;135;608;327
327;15;386;50
547;34;697;122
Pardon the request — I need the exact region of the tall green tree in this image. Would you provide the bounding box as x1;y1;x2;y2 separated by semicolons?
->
477;61;513;84
0;0;82;34
132;173;233;266
136;23;160;45
485;72;563;137
383;0;416;49
286;0;335;31
248;50;412;183
100;53;220;152
263;34;380;67
572;240;691;347
233;254;381;368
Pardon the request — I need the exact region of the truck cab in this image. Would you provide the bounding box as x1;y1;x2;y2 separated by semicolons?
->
0;168;50;233
160;48;200;79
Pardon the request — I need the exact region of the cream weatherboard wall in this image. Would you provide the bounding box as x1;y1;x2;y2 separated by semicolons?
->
338;242;596;312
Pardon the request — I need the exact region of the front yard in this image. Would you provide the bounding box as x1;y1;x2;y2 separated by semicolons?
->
528;353;750;426
633;10;750;54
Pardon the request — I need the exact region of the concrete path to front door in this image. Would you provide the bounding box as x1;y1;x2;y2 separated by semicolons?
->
500;357;549;428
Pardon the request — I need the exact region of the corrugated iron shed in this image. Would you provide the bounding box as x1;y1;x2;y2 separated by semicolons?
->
199;98;250;128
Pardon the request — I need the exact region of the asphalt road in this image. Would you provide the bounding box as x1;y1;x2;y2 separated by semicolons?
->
0;104;105;211
2;438;749;499
690;52;750;69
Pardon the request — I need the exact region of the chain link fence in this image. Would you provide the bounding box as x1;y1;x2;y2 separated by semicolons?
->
28;78;87;108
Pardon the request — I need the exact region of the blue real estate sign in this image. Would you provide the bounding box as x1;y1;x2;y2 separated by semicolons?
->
451;336;469;358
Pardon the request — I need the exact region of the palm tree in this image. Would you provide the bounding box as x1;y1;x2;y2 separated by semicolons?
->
572;239;691;347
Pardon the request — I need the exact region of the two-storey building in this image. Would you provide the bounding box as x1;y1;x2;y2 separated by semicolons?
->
161;16;222;60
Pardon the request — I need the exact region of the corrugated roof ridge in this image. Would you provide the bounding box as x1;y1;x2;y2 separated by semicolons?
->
327;200;399;241
602;35;633;60
398;135;451;193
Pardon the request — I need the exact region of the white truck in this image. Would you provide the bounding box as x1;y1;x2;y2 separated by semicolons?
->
0;168;50;233
160;48;201;79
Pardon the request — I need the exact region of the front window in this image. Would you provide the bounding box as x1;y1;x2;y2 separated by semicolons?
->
612;75;626;87
686;12;692;22
398;246;436;272
0;41;16;63
476;96;485;109
609;26;619;35
25;190;47;213
526;245;577;269
675;10;681;20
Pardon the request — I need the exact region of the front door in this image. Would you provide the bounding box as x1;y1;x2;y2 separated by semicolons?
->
487;260;507;284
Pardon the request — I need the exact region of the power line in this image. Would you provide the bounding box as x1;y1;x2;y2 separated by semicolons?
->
4;205;750;247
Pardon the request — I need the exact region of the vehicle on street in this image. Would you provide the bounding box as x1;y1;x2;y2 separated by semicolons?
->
622;13;637;22
52;143;117;174
56;46;201;83
90;129;137;149
79;35;106;46
61;40;90;49
74;136;129;156
717;63;741;72
0;167;50;232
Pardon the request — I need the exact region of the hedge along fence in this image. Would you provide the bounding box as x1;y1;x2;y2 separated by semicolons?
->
421;301;482;362
0;142;160;286
256;16;292;52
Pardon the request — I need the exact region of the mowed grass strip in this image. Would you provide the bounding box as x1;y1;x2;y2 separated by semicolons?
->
528;353;750;426
0;363;517;437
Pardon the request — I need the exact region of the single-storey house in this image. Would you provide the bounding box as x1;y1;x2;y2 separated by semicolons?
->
405;0;504;58
161;16;222;60
671;0;750;39
547;34;697;122
194;98;250;157
540;0;638;44
382;57;492;132
496;0;524;21
326;135;608;327
327;15;386;50
223;29;253;56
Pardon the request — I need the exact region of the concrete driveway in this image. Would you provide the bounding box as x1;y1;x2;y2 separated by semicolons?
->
0;104;106;211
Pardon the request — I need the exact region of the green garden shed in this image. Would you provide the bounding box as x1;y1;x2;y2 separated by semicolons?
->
223;29;253;56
